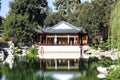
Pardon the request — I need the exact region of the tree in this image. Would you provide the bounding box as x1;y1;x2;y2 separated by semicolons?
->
3;14;32;43
63;1;100;44
0;16;4;38
9;0;47;25
0;16;2;25
109;0;120;50
0;16;2;34
3;0;48;44
52;0;115;45
44;12;64;27
77;0;115;44
108;0;120;65
53;0;81;15
43;0;81;27
0;0;1;11
71;2;99;44
91;0;115;41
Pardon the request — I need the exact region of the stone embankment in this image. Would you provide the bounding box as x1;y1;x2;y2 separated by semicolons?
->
84;48;120;60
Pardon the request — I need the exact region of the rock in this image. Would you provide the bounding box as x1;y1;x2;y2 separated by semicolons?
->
0;50;4;61
97;73;106;79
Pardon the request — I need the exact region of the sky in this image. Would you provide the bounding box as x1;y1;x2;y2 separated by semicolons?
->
0;0;91;18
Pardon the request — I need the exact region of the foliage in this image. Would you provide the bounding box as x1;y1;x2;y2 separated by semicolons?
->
0;16;2;26
53;0;81;14
2;0;48;44
76;2;99;43
0;38;4;43
104;67;120;80
9;0;47;25
44;13;64;26
98;57;112;67
79;0;115;43
109;0;120;66
3;14;33;43
0;16;3;34
99;39;111;50
109;0;120;51
88;57;99;69
36;25;42;29
1;60;40;80
13;47;21;55
91;0;114;40
41;77;54;80
44;0;81;27
27;46;38;58
0;16;4;43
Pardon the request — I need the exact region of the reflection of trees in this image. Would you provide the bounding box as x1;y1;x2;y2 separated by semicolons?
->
1;59;40;80
0;69;2;79
1;58;54;80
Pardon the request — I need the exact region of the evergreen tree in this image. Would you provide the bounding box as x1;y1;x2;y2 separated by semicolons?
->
3;0;48;44
62;0;115;44
53;0;81;15
44;0;81;27
91;0;115;41
44;12;64;27
9;0;47;25
0;16;3;36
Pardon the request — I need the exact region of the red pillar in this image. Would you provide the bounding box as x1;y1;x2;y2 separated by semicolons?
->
40;35;42;45
46;36;48;45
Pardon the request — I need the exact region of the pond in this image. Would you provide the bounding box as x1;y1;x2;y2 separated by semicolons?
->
0;56;101;80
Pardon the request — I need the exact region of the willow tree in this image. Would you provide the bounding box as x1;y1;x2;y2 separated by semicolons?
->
109;0;120;65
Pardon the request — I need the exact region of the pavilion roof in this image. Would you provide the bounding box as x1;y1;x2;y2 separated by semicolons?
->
34;21;87;34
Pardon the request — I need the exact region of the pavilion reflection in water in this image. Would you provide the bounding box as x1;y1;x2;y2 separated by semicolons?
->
36;70;81;80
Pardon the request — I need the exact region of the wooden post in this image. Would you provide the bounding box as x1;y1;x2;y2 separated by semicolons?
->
74;37;76;45
46;36;48;45
40;36;42;45
55;59;57;70
68;35;70;45
54;35;57;45
77;36;79;45
86;35;88;45
68;60;70;70
81;35;83;45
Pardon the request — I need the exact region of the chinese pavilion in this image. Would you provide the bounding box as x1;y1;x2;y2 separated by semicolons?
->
34;21;89;69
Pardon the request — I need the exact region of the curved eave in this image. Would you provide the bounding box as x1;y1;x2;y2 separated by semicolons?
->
33;28;87;34
42;32;80;34
33;28;43;34
42;29;83;34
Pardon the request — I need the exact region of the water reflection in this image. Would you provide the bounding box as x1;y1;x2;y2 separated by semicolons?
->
0;57;99;80
36;70;81;80
0;57;40;80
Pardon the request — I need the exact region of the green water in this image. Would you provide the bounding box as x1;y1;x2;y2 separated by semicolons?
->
0;57;100;80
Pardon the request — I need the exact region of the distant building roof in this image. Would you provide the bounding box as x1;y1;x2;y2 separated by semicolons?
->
34;21;87;34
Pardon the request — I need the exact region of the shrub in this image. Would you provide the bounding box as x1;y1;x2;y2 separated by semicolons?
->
27;46;38;58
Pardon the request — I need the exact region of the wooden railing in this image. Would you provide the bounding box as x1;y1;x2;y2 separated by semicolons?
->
39;43;88;46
